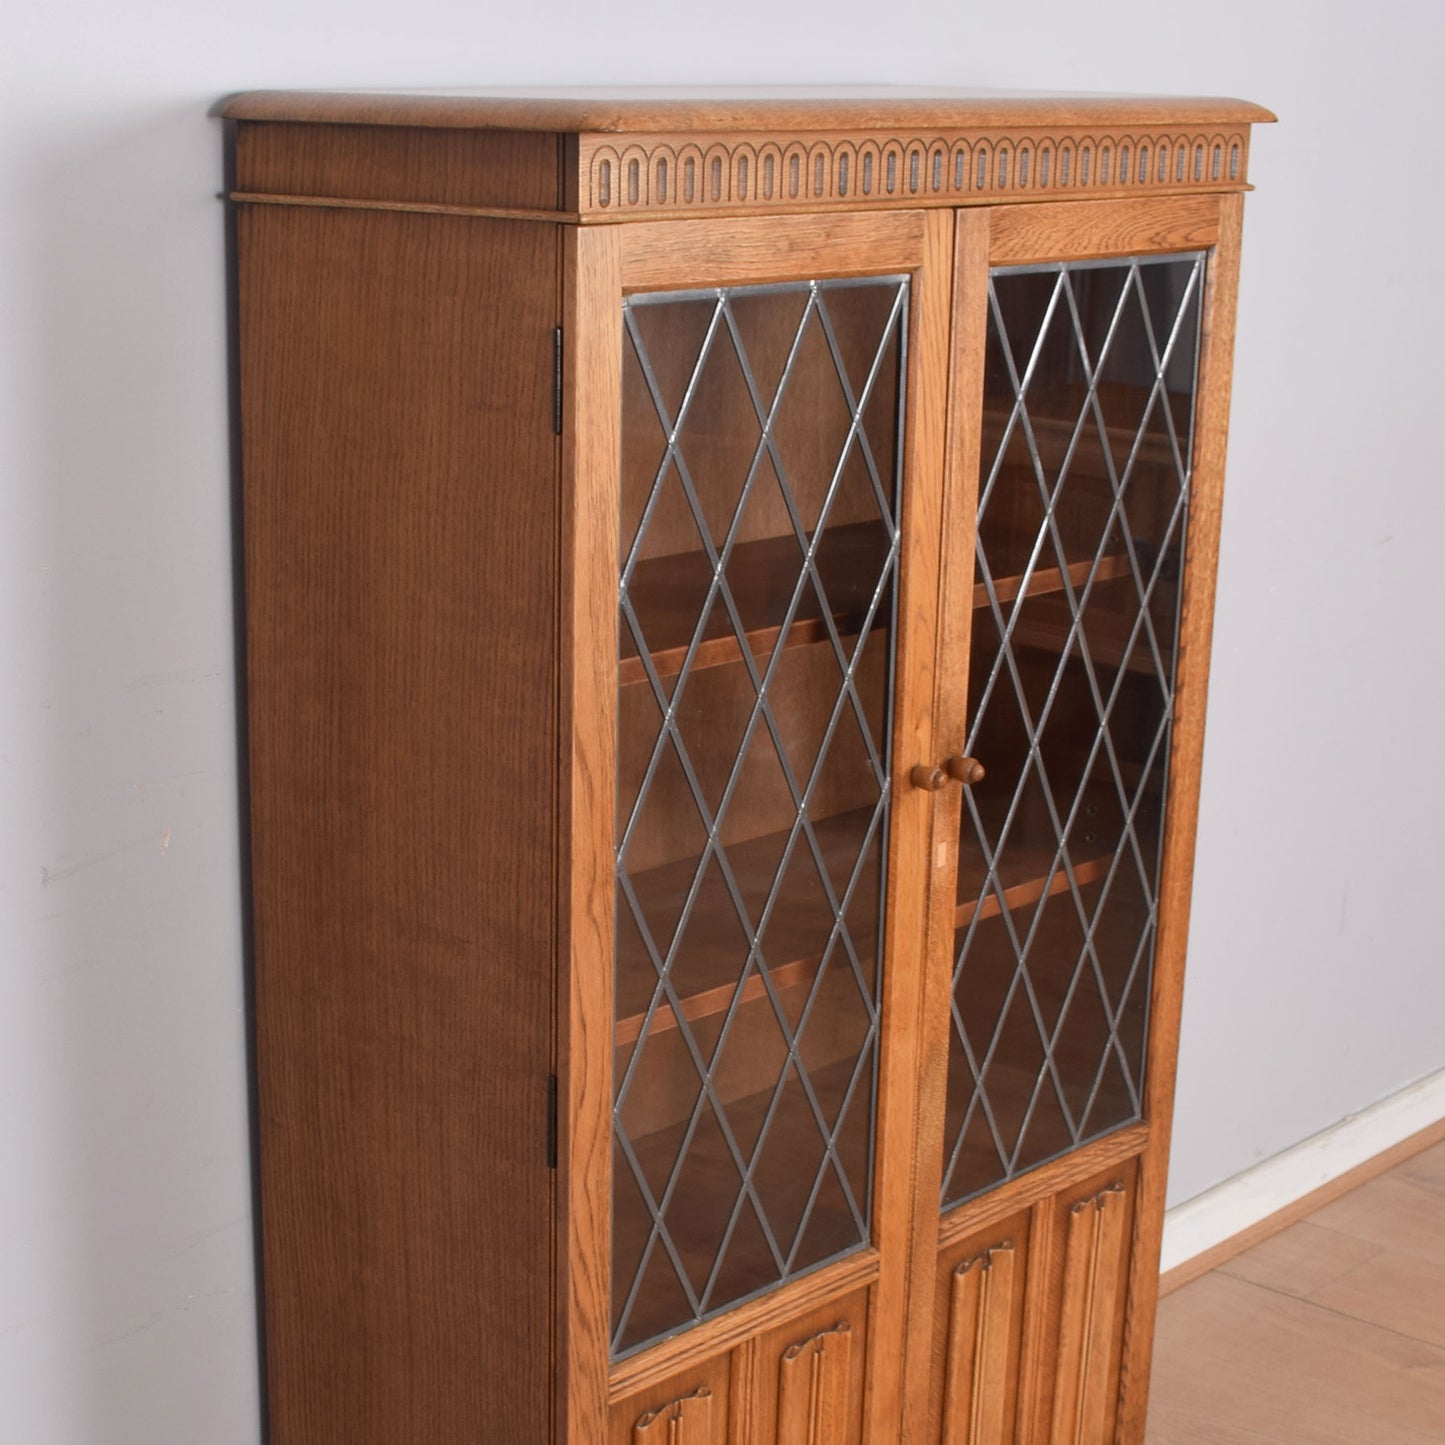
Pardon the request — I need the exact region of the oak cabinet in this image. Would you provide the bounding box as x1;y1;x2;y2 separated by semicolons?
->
224;87;1270;1444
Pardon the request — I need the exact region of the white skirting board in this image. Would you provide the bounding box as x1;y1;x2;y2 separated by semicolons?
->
1159;1064;1445;1274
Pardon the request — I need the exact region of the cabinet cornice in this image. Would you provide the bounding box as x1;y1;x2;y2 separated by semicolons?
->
223;90;1272;220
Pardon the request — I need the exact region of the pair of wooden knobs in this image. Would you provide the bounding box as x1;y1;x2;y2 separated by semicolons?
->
911;756;986;791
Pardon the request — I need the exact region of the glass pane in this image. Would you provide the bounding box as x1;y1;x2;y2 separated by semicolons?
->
612;277;907;1357
941;254;1203;1210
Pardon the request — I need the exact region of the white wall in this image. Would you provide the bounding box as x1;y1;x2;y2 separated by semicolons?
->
2;2;1440;1439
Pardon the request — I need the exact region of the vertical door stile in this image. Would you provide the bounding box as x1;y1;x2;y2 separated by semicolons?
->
561;221;626;1445
894;207;994;1445
728;1339;760;1445
1015;1194;1060;1445
866;207;962;1444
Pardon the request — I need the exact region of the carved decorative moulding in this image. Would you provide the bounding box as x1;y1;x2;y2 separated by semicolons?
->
220;89;1274;223
579;126;1253;219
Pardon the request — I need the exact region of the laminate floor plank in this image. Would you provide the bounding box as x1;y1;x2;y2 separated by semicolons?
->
1147;1139;1445;1444
1219;1218;1382;1299
1395;1140;1445;1196
1146;1272;1445;1444
1308;1247;1445;1351
1308;1173;1445;1269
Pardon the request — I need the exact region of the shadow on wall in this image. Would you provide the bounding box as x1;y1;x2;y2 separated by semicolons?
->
24;99;261;1442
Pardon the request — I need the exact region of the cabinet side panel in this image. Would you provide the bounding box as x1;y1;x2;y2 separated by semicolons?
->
236;205;561;1443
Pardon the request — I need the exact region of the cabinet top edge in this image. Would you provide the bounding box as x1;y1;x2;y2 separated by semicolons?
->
217;86;1276;132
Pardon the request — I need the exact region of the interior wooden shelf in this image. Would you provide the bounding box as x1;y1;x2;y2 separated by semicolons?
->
925;795;1155;1199
616;808;878;1048
974;551;1132;610
616;951;828;1051
954;777;1159;930
981;388;1182;473
614;1054;870;1355
958;854;1113;929
1004;576;1172;676
943;870;1150;1203
619;519;891;687
616;772;1159;1046
941;1060;1138;1205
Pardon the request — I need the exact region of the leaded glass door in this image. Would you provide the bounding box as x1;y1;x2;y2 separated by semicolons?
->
939;248;1206;1210
611;273;906;1358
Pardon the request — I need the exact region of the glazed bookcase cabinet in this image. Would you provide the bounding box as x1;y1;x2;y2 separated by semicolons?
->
224;87;1271;1444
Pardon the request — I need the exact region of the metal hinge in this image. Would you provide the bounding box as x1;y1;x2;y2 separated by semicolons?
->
552;327;563;436
546;1074;558;1169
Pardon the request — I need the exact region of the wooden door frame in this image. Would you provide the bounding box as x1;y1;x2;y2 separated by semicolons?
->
1115;191;1245;1443
557;208;955;1444
906;192;1241;1444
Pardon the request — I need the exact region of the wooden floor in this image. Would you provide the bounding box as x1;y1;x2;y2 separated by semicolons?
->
1146;1141;1445;1443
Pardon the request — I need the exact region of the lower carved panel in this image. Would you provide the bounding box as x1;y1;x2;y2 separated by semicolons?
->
1048;1178;1134;1445
745;1287;869;1445
932;1210;1030;1445
633;1386;713;1441
942;1243;1016;1445
610;1356;731;1445
776;1322;854;1445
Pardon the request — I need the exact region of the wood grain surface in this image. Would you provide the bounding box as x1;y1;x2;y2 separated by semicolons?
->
561;222;625;1445
929;1218;1030;1445
233;119;565;211
220;87;1275;132
608;1252;880;1402
1015;1163;1137;1445
857;206;956;1444
618;210;927;290
893;202;993;1445
1152;1272;1445;1444
988;195;1221;266
936;1126;1149;1257
751;1291;871;1445
610;1356;732;1445
238;203;562;1442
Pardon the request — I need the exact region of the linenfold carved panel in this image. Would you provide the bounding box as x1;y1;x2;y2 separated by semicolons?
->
941;1242;1019;1445
776;1321;854;1445
1049;1182;1132;1445
633;1385;714;1441
581;128;1250;217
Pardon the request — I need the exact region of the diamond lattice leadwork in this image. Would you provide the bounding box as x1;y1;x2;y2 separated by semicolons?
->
941;255;1205;1210
612;277;908;1357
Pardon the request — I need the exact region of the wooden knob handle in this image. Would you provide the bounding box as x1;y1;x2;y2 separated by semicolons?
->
910;764;948;792
946;755;986;785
